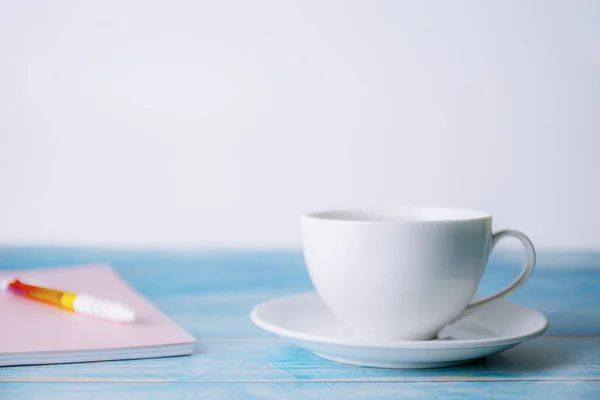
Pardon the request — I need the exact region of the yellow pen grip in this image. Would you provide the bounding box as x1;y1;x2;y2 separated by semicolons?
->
60;292;78;311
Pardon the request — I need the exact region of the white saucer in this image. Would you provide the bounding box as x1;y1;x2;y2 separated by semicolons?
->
251;292;548;369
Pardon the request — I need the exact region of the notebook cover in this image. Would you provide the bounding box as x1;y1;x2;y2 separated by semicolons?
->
0;265;196;356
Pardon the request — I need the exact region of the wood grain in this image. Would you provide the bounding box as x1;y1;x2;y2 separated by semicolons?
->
1;248;599;398
1;382;600;400
1;338;599;383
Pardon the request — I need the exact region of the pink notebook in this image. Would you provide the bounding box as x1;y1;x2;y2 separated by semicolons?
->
0;265;196;366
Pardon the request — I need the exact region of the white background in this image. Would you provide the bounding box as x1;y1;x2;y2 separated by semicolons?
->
1;0;599;250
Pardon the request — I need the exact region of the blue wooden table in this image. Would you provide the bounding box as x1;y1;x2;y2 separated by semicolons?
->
0;248;599;399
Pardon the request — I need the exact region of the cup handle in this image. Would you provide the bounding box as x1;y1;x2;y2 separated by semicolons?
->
464;229;536;313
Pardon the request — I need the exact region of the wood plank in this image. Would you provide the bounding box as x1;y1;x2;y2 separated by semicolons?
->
1;381;599;400
1;338;599;383
1;248;598;337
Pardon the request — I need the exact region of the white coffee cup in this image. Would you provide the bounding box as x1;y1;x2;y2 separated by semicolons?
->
301;207;536;341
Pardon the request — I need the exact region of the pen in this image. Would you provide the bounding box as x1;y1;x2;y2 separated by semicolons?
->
1;277;136;323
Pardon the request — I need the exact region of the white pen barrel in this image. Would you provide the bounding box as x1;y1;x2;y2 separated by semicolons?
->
72;294;136;322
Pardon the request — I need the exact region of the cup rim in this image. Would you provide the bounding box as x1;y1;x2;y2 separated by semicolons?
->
302;206;492;224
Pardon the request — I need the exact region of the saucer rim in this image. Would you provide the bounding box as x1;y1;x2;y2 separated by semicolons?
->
250;292;549;350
